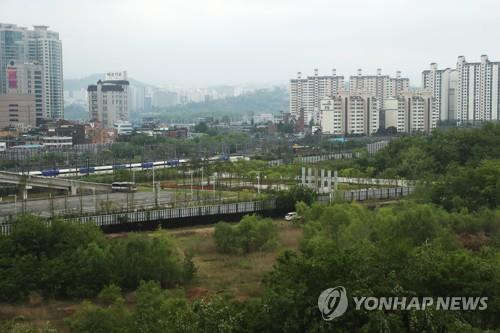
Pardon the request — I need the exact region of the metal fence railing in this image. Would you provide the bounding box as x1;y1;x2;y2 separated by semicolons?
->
0;199;277;235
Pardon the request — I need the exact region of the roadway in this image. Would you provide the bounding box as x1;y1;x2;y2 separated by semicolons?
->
0;190;178;219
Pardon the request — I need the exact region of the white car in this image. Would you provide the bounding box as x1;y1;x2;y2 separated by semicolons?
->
284;212;298;221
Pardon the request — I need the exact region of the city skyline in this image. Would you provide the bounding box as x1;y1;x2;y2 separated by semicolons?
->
2;0;500;86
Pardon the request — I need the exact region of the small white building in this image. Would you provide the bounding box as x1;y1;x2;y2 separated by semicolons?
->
42;136;72;148
253;113;275;124
114;121;133;135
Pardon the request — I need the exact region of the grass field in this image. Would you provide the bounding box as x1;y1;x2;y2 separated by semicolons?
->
166;219;302;299
0;219;303;331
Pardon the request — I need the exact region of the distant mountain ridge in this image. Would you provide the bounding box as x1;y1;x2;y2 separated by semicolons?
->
64;74;154;91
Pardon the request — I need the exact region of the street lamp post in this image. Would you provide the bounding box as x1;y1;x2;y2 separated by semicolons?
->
256;171;261;196
8;195;17;214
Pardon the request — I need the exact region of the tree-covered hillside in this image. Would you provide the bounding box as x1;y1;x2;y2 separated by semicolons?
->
143;87;288;123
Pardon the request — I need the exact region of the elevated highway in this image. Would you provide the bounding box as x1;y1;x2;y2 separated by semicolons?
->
0;171;111;199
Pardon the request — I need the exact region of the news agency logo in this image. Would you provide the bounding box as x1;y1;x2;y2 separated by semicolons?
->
317;286;348;321
318;286;488;321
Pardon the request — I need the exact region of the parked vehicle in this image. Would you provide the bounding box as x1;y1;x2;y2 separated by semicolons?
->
285;212;298;221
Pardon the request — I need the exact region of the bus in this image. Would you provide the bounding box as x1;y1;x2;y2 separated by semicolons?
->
111;182;137;192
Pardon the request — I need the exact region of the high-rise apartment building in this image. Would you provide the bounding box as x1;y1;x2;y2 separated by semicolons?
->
290;69;344;124
422;63;458;122
319;92;379;136
87;71;130;128
0;23;26;95
291;68;407;129
0;23;63;122
382;91;436;133
456;55;500;123
26;26;64;120
349;68;409;101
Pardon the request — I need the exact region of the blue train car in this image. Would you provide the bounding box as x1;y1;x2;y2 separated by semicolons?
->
41;169;60;177
167;159;179;166
79;167;95;174
141;162;154;169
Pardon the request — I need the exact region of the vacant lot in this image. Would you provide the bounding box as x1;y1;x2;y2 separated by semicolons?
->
167;219;302;299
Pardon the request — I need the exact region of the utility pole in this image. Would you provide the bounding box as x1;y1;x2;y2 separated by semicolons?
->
79;189;83;215
9;195;17;214
153;165;158;207
256;171;261;195
190;171;193;198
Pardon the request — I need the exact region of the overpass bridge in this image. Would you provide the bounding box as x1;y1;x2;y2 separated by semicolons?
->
0;171;111;199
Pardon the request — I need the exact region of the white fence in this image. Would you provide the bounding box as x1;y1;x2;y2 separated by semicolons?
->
318;186;414;203
268;152;360;166
301;167;413;192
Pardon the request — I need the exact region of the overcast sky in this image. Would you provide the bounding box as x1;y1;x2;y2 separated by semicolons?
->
1;0;499;87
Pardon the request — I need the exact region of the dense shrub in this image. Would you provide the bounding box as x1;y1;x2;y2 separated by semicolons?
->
0;216;194;302
274;185;316;211
214;215;278;254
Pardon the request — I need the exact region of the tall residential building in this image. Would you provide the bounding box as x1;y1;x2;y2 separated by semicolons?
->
6;60;44;121
456;55;500;123
291;68;407;129
0;23;63;121
380;92;437;133
0;23;26;95
319;92;379;136
87;71;130;128
26;26;64;119
349;68;409;102
290;69;344;125
422;63;458;122
152;89;178;108
129;85;145;112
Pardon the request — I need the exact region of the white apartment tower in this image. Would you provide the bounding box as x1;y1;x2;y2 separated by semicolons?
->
290;69;344;125
320;92;379;136
422;63;458;122
398;90;436;132
26;26;64;119
87;71;130;128
349;68;409;101
456;55;500;123
381;92;437;133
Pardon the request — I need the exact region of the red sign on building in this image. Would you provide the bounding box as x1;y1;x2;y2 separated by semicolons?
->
7;69;17;89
